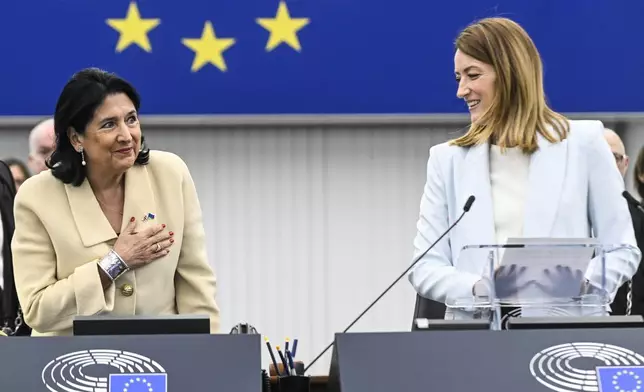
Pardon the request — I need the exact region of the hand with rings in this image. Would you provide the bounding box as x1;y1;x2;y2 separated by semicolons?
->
113;217;175;270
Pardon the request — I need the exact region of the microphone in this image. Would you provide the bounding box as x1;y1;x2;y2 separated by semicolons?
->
303;195;476;373
622;191;644;214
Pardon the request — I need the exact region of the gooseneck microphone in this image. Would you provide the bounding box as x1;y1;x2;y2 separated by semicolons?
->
622;191;644;214
303;195;476;373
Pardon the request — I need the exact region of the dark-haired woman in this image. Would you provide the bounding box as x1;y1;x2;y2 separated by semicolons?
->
11;68;220;336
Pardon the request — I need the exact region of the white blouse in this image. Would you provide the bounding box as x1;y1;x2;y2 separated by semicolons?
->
489;144;531;246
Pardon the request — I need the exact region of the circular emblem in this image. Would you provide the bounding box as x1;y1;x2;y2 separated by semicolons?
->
42;349;166;392
500;307;576;330
530;342;644;392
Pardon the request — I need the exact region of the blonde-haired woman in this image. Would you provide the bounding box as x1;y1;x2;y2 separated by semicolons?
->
408;17;640;321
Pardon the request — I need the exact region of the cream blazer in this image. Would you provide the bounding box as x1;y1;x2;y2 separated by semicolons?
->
11;150;220;335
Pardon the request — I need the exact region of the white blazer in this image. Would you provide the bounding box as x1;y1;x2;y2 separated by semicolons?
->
408;120;641;318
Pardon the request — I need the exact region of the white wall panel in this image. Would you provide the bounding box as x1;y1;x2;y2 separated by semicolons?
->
148;126;453;374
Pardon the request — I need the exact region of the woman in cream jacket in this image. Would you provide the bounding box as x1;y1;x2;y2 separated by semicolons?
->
11;68;220;335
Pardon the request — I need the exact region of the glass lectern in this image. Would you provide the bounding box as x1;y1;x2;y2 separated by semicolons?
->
444;239;638;330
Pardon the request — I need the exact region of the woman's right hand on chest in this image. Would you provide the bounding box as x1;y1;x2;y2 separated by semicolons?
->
112;216;175;270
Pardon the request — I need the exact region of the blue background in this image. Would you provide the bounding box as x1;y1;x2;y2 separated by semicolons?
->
1;0;642;115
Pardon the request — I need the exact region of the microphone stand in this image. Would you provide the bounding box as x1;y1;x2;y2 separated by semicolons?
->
303;196;476;373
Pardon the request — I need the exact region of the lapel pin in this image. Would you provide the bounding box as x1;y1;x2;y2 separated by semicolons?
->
142;212;156;222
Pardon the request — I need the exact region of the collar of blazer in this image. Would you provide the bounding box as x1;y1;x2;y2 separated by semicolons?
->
64;164;158;247
457;132;568;246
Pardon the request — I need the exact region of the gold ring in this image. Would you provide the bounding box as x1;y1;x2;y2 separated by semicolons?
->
155;243;161;252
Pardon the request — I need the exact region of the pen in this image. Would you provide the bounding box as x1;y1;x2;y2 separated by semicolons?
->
291;338;298;358
275;345;290;377
285;337;290;353
285;349;296;375
264;337;281;377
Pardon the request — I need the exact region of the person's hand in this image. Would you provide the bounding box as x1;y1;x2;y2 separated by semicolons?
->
472;265;527;299
493;264;528;299
533;265;585;298
112;217;174;270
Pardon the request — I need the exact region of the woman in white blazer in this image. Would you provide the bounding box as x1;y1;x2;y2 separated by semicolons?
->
408;17;641;320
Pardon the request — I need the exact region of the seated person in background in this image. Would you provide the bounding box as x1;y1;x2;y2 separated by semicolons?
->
611;143;644;316
0;159;31;336
27;118;56;175
4;158;30;191
11;67;220;336
632;145;644;201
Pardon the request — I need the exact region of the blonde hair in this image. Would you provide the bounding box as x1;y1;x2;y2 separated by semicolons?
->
450;17;569;153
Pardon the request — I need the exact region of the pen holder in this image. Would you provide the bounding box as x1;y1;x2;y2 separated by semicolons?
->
270;361;305;376
278;375;310;392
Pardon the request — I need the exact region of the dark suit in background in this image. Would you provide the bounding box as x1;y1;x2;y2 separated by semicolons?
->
0;160;30;335
612;203;644;316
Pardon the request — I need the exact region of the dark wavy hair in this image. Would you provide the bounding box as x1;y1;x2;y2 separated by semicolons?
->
633;146;644;200
47;68;150;186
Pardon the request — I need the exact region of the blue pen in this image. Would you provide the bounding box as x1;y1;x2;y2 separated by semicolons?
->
285;350;296;375
291;338;298;358
285;337;290;354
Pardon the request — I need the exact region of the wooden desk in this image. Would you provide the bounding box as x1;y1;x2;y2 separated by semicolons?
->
270;375;327;391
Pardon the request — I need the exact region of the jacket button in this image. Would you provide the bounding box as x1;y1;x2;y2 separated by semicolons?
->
120;283;134;297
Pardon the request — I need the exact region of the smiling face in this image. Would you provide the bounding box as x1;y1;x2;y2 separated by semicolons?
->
68;93;141;176
454;49;497;123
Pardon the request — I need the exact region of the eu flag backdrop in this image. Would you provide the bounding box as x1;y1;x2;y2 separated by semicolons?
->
0;0;642;116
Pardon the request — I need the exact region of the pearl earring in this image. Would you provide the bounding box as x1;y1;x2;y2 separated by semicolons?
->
79;147;86;166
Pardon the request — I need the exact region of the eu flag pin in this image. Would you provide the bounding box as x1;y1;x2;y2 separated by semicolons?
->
142;212;156;222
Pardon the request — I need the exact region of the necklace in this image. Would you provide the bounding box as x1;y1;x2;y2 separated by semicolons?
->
96;197;124;216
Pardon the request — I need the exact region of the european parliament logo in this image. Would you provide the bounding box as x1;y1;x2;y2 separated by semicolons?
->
42;349;167;392
530;343;644;392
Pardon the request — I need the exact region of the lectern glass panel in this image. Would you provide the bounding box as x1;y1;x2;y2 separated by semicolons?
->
444;240;637;329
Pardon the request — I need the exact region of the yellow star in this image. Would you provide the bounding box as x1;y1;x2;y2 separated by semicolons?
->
106;2;160;53
256;2;310;52
181;21;236;72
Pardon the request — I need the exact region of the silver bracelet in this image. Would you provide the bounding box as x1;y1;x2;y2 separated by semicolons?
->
98;250;130;282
